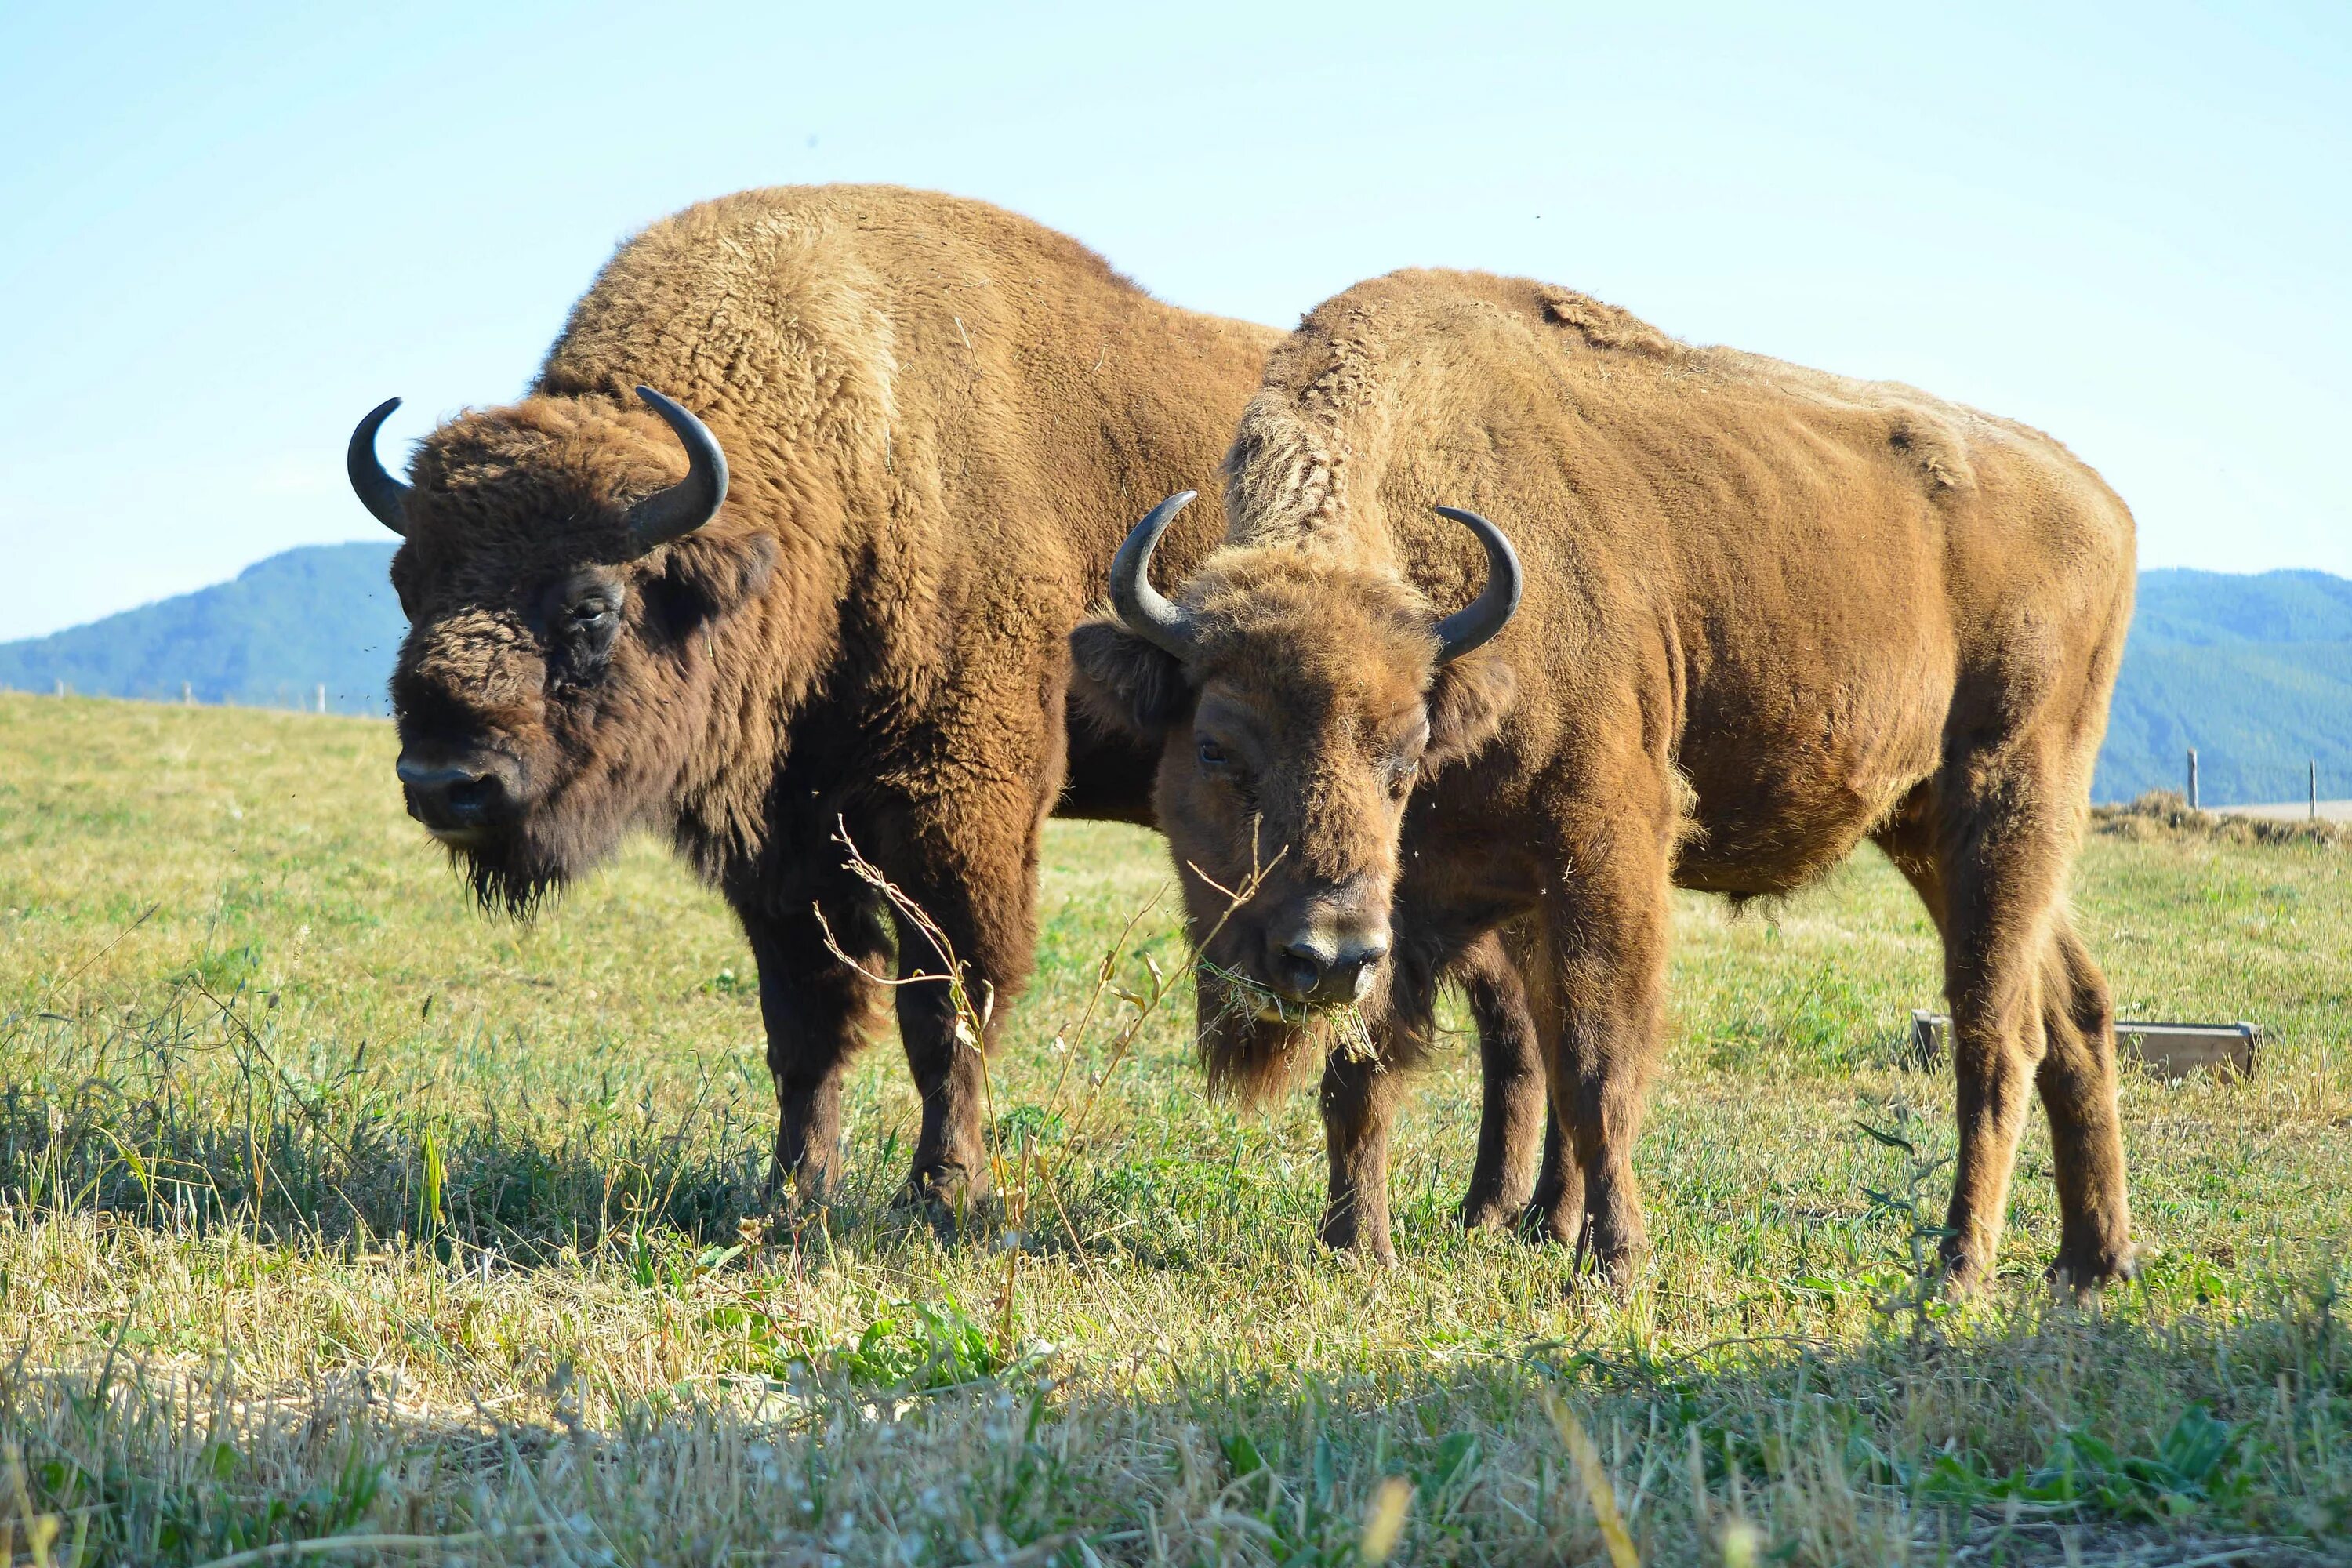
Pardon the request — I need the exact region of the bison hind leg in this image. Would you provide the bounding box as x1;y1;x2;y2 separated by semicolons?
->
2036;915;2136;1290
1516;1115;1584;1246
1454;931;1552;1232
1880;752;2132;1294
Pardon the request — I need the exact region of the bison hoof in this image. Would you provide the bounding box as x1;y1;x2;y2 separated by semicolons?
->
1457;1192;1518;1233
897;1163;990;1226
1936;1243;1997;1298
2049;1243;2138;1295
1516;1198;1581;1248
1576;1247;1650;1297
763;1159;836;1215
1570;1218;1650;1294
1317;1212;1398;1267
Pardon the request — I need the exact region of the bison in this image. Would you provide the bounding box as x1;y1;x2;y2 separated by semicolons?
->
345;188;1549;1225
1074;268;2138;1290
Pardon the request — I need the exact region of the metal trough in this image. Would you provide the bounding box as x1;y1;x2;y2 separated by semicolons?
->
1907;1011;2260;1080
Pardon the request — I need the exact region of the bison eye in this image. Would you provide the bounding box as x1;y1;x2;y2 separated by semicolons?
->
550;592;622;683
564;599;619;648
1196;739;1229;770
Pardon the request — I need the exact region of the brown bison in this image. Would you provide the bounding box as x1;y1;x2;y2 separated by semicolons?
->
345;187;1549;1221
1075;268;2138;1290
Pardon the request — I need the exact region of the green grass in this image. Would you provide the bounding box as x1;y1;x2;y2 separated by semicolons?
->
2;690;2348;1566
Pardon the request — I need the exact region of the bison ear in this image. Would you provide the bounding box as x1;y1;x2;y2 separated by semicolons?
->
1071;617;1192;737
653;528;778;632
1424;651;1515;772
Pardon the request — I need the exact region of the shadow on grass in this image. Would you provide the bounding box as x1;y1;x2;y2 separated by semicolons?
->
0;982;1344;1276
0;1054;778;1265
0;1051;1501;1287
5;990;2350;1563
3;1264;2347;1567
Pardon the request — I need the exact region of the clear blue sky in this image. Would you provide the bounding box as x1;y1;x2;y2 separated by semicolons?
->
2;2;2345;641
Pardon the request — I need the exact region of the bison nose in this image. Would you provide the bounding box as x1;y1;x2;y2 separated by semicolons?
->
1273;939;1329;1002
1325;936;1389;1004
1269;932;1390;1007
396;755;510;833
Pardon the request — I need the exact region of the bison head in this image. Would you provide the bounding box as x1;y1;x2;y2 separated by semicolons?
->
350;387;775;912
1070;495;1520;1096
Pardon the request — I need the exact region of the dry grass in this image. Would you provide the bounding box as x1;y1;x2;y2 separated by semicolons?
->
2093;792;2350;851
2;691;2349;1566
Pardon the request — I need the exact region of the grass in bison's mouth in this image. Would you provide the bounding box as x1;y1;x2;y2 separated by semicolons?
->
3;691;2350;1566
1198;957;1377;1053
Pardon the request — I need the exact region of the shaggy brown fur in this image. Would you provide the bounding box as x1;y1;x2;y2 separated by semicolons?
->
374;188;1551;1221
1076;270;2139;1287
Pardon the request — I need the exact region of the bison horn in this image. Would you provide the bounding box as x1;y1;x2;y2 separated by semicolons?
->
626;386;730;551
1108;492;1202;659
1431;506;1523;662
347;398;412;536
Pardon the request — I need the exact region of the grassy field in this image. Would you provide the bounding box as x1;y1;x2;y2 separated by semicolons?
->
2;691;2348;1566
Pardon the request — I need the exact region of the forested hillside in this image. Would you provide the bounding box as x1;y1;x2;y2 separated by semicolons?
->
0;543;403;715
2096;568;2352;803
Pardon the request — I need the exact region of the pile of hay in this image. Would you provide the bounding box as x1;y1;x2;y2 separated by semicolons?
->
2092;790;2347;848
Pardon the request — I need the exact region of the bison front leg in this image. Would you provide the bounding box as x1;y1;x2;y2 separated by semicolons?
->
1318;1042;1405;1264
872;800;1049;1223
741;886;892;1207
891;935;1005;1218
1526;807;1673;1289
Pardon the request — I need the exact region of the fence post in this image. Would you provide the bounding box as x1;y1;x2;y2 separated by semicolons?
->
2187;747;2199;811
182;681;193;706
2315;759;2321;823
315;683;326;715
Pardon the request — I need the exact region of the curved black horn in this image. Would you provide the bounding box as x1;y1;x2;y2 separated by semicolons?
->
1107;492;1201;659
1431;506;1523;662
347;398;412;536
626;386;729;551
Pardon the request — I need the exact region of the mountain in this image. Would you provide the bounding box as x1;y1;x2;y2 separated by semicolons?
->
0;543;403;715
2;548;2346;804
2094;568;2352;804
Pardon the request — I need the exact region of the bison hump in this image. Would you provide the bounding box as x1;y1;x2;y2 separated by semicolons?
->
1886;412;1977;493
1536;288;1683;361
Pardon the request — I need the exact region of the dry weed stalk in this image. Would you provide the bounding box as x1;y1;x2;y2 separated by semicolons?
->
813;820;1285;1345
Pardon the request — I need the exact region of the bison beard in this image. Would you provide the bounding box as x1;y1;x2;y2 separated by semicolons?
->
452;836;564;919
1078;267;2140;1287
442;786;626;918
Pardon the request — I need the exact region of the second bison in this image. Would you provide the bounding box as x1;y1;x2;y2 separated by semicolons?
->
1076;268;2138;1289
